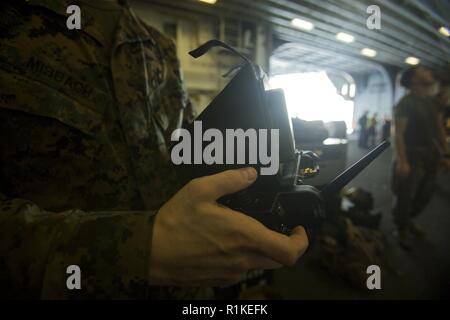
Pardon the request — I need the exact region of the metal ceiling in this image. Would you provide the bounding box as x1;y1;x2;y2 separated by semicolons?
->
270;42;384;76
143;0;450;74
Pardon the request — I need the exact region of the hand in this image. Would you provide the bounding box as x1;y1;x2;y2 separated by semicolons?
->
396;159;411;177
149;167;309;286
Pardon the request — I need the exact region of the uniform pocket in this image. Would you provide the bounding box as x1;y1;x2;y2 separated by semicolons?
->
0;68;105;136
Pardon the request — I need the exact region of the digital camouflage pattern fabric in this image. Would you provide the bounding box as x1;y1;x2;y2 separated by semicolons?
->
0;0;204;299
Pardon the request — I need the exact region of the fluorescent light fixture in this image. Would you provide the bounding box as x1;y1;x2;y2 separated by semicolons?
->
361;48;377;58
198;0;217;4
405;56;420;65
291;18;314;31
439;26;450;37
336;32;355;43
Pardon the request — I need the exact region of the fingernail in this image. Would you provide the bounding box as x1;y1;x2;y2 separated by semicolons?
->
245;167;257;182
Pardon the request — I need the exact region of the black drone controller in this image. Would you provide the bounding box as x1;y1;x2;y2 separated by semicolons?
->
219;141;390;233
172;39;390;234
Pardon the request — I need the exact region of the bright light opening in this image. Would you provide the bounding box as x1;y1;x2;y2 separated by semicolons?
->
361;48;377;57
405;56;420;65
439;26;450;37
270;72;355;133
198;0;217;4
341;84;348;95
349;84;356;98
336;32;355;43
291;18;314;31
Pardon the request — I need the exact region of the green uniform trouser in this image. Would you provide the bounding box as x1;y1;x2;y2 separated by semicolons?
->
392;149;440;230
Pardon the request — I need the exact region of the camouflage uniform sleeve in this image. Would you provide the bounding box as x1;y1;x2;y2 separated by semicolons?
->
183;99;197;128
0;193;157;299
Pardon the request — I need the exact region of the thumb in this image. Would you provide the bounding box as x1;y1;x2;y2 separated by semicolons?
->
197;167;258;200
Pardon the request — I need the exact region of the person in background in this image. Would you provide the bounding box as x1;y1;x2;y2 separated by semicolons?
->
357;111;369;148
436;81;450;169
381;114;391;142
392;66;450;250
436;80;450;136
366;112;378;148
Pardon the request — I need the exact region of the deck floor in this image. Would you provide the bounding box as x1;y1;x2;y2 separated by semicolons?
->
274;137;450;299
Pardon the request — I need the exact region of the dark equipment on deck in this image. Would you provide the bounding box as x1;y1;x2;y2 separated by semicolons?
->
173;39;390;234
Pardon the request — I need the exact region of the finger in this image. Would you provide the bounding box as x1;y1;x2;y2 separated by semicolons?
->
262;226;309;266
195;167;258;200
243;252;283;270
290;226;310;255
243;220;309;266
218;206;309;265
209;196;308;266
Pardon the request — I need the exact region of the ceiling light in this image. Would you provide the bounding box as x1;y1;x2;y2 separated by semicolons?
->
291;18;314;31
361;48;377;57
336;32;355;43
198;0;217;4
439;26;449;37
405;56;420;65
